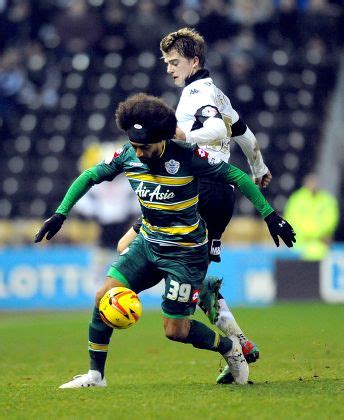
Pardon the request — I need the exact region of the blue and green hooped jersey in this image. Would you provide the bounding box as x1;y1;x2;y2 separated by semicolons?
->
56;140;273;247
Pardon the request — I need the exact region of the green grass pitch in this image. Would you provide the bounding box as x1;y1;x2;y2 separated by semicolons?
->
0;302;343;419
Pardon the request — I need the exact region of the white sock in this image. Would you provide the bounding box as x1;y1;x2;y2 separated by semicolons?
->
218;298;231;314
216;299;247;346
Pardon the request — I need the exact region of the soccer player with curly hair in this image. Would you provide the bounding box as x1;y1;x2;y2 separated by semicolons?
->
35;93;295;388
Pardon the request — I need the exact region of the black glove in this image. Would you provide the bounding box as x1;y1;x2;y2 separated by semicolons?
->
34;213;66;242
264;211;296;248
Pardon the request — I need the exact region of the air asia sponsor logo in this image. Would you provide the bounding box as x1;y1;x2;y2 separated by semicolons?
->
194;147;209;160
135;181;175;201
165;159;180;174
191;289;200;303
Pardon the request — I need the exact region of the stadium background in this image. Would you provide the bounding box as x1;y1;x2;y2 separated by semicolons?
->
0;0;343;309
1;2;344;418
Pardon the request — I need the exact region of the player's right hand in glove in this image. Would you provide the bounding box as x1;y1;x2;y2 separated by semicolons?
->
34;213;66;242
264;211;296;248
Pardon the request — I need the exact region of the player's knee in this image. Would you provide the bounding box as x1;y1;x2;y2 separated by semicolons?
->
95;277;126;306
95;285;110;306
95;290;105;307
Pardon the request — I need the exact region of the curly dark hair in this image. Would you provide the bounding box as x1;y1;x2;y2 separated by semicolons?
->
115;93;177;142
160;28;205;67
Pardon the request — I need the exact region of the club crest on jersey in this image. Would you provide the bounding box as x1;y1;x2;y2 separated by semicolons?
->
165;159;180;174
195;147;209;160
201;106;218;118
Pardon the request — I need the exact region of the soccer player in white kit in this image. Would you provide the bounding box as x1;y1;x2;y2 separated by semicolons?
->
160;28;272;384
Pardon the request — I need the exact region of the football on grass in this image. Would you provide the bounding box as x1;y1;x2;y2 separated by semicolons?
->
99;287;142;329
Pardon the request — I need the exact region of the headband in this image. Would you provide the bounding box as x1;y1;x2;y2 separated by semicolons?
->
127;124;162;144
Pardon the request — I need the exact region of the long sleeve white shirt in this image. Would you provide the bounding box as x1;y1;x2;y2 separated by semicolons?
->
176;71;269;178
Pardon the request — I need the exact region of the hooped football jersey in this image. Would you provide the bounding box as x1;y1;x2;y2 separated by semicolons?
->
93;141;233;247
56;140;273;246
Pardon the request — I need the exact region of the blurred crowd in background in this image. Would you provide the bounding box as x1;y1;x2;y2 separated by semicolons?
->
0;0;343;249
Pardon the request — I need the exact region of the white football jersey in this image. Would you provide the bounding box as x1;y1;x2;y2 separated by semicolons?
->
176;75;239;162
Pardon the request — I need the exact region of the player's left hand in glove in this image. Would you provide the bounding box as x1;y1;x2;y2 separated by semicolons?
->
264;211;296;248
34;213;66;242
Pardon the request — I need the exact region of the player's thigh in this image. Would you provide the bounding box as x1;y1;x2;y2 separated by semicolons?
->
108;233;162;294
159;245;209;318
198;181;236;238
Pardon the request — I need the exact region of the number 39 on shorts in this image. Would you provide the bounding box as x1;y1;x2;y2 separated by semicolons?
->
166;280;191;302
